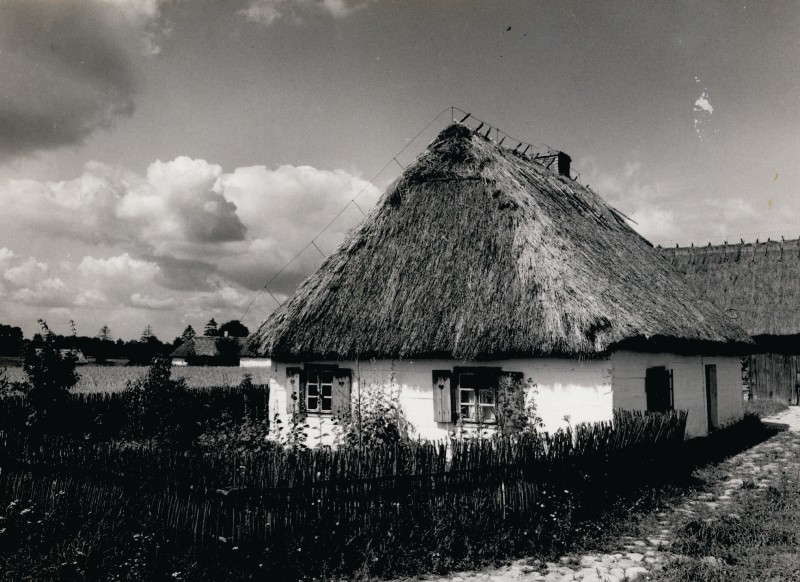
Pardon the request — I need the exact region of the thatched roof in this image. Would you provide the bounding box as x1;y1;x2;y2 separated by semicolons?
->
661;239;800;337
251;124;749;360
171;336;256;358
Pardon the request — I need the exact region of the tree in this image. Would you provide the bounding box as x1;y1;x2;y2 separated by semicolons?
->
0;324;24;356
95;325;114;364
97;325;112;342
219;320;249;338
140;325;154;342
204;318;218;337
180;325;196;342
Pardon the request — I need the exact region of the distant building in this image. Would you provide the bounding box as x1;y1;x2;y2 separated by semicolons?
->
171;334;271;368
59;348;88;364
662;239;800;403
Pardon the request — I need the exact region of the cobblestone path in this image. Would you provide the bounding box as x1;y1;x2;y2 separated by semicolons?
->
405;408;800;582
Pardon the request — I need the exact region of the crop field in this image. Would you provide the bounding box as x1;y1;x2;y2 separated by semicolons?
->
1;365;272;392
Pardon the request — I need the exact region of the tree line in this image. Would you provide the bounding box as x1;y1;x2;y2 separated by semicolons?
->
0;319;249;363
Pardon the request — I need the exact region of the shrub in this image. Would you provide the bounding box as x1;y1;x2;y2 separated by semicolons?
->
21;320;79;431
495;375;542;437
123;357;200;444
196;374;275;453
335;364;413;447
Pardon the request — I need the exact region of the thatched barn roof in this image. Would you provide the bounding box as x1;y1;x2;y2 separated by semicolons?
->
661;239;800;338
171;336;256;358
251;124;749;361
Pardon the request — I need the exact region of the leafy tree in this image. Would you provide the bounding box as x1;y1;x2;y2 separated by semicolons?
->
140;325;154;342
215;336;241;365
0;324;24;356
22;320;79;431
204;318;218;337
180;325;196;342
97;325;112;342
218;320;249;338
124;357;200;443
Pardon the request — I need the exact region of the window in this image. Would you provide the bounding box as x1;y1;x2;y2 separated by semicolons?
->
306;368;333;414
457;370;498;423
645;366;673;413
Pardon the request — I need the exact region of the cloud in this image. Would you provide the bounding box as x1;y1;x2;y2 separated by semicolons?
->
0;247;15;266
239;0;372;25
0;0;166;160
4;257;48;287
12;278;69;307
77;254;161;306
130;293;177;310
0;154;379;335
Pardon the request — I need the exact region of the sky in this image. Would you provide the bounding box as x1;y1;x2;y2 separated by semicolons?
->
1;0;799;341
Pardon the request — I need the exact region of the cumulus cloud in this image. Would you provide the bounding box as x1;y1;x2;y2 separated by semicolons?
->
4;257;48;287
0;153;379;335
130;293;177;310
0;0;166;159
239;0;372;25
12;278;69;307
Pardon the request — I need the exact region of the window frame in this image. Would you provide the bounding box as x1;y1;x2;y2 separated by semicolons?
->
454;367;501;425
645;365;674;413
303;364;338;415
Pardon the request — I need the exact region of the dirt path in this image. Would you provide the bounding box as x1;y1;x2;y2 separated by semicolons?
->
407;408;800;582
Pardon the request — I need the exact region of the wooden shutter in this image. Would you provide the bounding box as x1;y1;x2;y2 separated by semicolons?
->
432;370;453;423
332;368;352;419
285;367;306;419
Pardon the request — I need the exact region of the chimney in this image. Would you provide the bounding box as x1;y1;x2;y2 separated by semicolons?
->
557;151;571;178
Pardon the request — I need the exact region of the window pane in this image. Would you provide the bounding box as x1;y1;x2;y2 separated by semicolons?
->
479;389;495;405
307;372;319;385
322;384;331;397
307;384;319;397
322;396;332;411
461;388;476;404
461;404;476;421
307;397;318;411
321;370;334;384
480;405;496;423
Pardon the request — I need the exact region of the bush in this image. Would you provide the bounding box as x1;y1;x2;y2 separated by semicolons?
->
335;365;413;447
123;357;200;444
21;320;79;431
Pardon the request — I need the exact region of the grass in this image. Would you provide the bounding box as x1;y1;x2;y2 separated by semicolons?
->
1;365;272;393
744;398;790;419
650;430;800;582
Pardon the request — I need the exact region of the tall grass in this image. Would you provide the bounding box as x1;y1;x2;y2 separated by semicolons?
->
0;365;272;393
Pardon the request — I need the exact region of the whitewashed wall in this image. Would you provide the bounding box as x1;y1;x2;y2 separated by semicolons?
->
269;358;614;446
611;351;743;438
240;357;272;368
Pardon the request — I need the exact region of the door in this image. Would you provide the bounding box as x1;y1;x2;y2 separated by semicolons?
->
705;364;718;432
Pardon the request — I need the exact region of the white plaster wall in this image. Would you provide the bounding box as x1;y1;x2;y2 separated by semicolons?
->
240;358;272;368
611;351;744;438
270;358;614;446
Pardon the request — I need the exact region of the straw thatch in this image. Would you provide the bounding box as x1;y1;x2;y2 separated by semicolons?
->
251;124;749;360
661;239;800;338
171;336;255;358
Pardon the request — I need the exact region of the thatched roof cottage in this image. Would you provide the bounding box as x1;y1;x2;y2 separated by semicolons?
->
662;240;800;403
251;123;750;441
171;335;269;367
